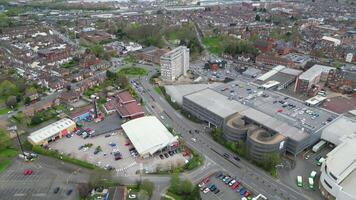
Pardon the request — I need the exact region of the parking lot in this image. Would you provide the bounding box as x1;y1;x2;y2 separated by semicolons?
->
200;172;256;200
278;146;333;200
50;130;187;175
0;157;85;200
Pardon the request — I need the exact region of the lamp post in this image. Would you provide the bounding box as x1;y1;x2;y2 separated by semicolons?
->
11;126;25;156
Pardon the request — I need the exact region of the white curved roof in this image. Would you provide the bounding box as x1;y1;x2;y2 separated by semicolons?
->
121;116;177;156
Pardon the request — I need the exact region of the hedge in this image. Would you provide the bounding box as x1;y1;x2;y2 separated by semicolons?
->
32;145;97;169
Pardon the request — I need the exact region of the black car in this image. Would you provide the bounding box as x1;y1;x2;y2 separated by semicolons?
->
66;189;73;196
159;154;164;159
164;153;169;158
53;187;60;194
168;151;174;156
223;153;230;158
233;156;240;161
105;134;111;138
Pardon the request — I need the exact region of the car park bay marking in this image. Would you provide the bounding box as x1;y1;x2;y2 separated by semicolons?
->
32;193;46;197
14;193;25;197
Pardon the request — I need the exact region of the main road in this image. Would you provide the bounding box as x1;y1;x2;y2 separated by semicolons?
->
131;67;314;200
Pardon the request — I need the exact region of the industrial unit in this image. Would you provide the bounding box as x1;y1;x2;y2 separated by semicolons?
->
27;118;76;146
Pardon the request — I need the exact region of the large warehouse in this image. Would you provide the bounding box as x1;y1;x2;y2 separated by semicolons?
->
121;116;178;158
28;118;76;146
182;80;338;158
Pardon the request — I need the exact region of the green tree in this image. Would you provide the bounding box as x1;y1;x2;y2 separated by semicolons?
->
140;179;154;197
6;95;17;108
187;185;201;200
168;173;181;194
0;129;11;151
181;179;193;195
0;80;18;97
30;114;42;126
255;14;261;21
90;45;104;58
137;189;149;200
24;97;31;105
25;87;37;96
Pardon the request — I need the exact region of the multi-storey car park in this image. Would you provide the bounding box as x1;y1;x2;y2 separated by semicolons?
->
182;79;339;161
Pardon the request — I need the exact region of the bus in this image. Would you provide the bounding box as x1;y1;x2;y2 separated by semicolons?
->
297;176;303;187
317;157;326;166
308;177;314;189
310;171;317;179
312;140;326;153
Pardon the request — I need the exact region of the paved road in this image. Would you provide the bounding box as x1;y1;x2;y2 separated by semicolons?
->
130;68;316;200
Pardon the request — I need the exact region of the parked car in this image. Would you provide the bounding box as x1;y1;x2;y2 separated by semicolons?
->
164;153;169;158
223;153;230;159
203;187;210;193
23;169;33;175
109;142;117;147
159;154;164;159
66;189;73;196
233;156;241;161
53;187;60;194
105;134;111;138
214;189;220;194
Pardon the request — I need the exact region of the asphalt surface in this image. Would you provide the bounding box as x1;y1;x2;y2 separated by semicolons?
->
0;156;89;200
129;66;319;200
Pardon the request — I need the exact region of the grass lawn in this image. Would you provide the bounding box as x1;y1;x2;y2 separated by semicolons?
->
126;186;140;200
153;86;163;95
164;191;184;200
118;67;147;76
0;107;11;115
203;36;224;56
0;148;18;173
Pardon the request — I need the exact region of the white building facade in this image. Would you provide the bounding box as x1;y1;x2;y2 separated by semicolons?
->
160;46;189;81
319;135;356;200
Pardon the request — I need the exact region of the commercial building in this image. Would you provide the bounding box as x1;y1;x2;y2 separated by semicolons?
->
121;116;178;158
255;65;302;90
160;46;189;81
104;91;144;119
27;118;76;146
182;79;338;159
319;135;356;200
294;64;335;94
321;116;356;146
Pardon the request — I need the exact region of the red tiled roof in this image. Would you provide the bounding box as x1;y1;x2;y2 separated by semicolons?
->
69;105;92;118
117;91;135;104
116;101;144;118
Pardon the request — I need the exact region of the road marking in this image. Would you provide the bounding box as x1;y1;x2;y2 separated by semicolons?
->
32;193;46;197
14;193;25;197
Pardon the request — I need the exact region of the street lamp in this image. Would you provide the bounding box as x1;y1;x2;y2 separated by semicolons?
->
10;126;25;156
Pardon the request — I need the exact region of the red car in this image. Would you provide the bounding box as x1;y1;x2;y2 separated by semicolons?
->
125;142;131;146
23;169;33;175
231;182;240;190
85;128;92;132
202;178;210;184
244;191;251;197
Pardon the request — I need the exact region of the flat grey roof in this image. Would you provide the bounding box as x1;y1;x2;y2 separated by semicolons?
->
184;88;248;119
326;135;356;197
299;64;334;81
321;116;356;145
